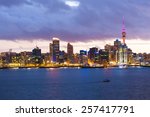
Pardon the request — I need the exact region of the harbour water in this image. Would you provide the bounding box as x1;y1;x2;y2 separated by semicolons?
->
0;67;149;100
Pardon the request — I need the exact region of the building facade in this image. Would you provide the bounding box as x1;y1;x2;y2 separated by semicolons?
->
50;38;60;63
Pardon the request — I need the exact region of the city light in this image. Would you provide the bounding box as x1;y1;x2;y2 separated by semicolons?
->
0;20;150;69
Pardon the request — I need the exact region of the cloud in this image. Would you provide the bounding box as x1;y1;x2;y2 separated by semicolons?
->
0;0;150;42
0;0;29;7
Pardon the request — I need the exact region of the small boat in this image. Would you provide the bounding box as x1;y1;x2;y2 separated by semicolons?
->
102;79;110;83
119;63;127;68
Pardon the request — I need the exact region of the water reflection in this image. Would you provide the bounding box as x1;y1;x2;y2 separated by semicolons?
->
0;67;150;100
47;68;60;78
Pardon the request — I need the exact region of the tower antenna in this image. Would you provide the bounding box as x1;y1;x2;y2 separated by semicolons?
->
122;16;126;44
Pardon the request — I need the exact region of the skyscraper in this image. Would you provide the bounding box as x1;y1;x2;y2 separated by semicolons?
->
114;39;121;63
49;43;53;62
114;39;121;50
50;37;60;62
99;49;109;64
32;46;42;64
32;46;41;57
67;43;74;63
119;44;128;64
80;50;88;64
88;47;98;62
67;43;73;55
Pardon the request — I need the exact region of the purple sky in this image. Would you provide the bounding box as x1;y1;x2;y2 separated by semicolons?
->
0;0;150;42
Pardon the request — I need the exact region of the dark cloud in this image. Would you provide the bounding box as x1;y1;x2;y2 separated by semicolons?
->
0;0;150;42
32;0;71;13
0;0;29;7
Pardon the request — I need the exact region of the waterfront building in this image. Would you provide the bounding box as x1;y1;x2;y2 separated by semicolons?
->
143;53;150;63
105;44;116;63
143;53;150;65
32;46;41;57
119;44;128;64
67;43;73;55
50;38;60;63
80;50;88;64
114;39;121;63
99;49;109;64
11;53;21;64
0;52;16;64
59;51;67;63
67;43;74;63
49;43;53;62
127;48;133;64
74;53;80;64
88;47;98;62
32;47;42;64
42;53;51;65
114;39;121;50
94;51;99;63
20;51;32;65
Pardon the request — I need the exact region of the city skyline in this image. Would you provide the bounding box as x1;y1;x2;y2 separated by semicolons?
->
0;38;150;54
0;0;150;53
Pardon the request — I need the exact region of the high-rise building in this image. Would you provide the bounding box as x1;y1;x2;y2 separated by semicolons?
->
88;47;98;62
49;43;53;62
127;48;133;64
114;39;121;50
119;44;128;64
67;43;74;63
32;46;42;64
50;38;60;62
32;46;41;57
114;39;121;63
67;43;73;55
59;50;67;63
99;49;109;64
105;44;116;63
74;53;80;64
80;50;88;64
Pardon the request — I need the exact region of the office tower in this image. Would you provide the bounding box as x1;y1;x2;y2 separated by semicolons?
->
127;48;133;64
59;51;67;63
67;43;73;55
105;44;116;63
99;49;109;64
114;39;121;50
114;39;121;63
32;46;42;64
50;37;60;62
80;50;88;64
119;44;128;64
80;50;87;56
88;47;98;62
20;51;32;65
67;43;74;63
49;43;53;62
32;46;41;57
74;53;80;64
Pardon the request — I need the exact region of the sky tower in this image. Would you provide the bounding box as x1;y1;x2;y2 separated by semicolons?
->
122;16;126;44
118;16;128;66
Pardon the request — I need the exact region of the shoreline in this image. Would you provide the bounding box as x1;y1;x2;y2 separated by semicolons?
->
0;65;148;69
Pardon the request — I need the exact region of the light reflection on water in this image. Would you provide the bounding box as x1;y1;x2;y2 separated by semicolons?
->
0;67;149;100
